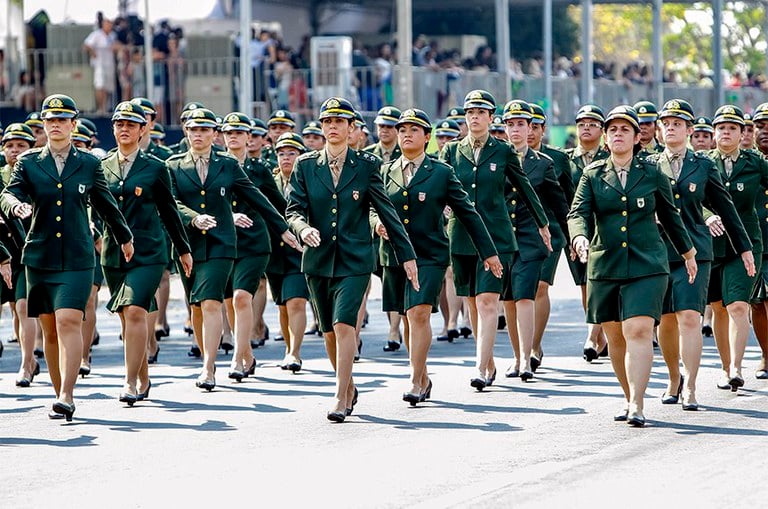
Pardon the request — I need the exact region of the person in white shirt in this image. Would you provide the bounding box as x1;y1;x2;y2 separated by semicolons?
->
83;19;117;115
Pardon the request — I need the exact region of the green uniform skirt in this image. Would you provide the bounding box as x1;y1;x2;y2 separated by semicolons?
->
381;264;445;315
26;267;93;317
708;256;762;307
586;274;669;325
179;258;234;304
1;263;27;304
662;261;711;314
103;264;165;312
451;253;514;298
266;272;309;305
306;274;370;333
503;256;543;301
225;255;269;298
539;249;562;286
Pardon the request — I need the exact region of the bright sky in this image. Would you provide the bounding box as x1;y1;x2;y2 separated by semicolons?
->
22;0;217;24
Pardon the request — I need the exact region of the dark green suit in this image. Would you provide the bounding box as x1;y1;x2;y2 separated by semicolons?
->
511;148;570;261
566;145;610;187
568;157;693;281
364;142;401;164
540;143;576;205
439;136;548;256
233;157;286;259
168;150;288;262
286;149;416;277
377;156;497;268
0;145;132;270
99;150;190;268
268;172;301;276
147;141;173;161
707;148;768;259
647;150;750;262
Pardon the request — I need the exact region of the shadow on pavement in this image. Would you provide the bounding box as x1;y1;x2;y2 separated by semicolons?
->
356;414;523;432
0;435;98;447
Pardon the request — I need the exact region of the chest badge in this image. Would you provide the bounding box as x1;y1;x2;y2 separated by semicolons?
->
489;163;497;172
220;187;226;196
637;197;645;208
418;192;426;202
688;183;696;192
352;190;359;201
78;184;86;194
134;186;143;197
737;182;744;191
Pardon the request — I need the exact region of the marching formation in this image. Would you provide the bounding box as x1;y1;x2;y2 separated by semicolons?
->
2;88;768;428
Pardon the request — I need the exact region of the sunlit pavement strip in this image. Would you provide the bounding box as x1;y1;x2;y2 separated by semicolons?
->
1;276;767;508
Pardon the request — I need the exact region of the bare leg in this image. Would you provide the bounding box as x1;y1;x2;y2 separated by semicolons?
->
657;313;681;394
54;308;86;405
330;322;356;414
710;300;730;379
437;279;449;336
154;269;170;333
725;301;750;380
677;310;703;403
601;321;629;401
81;286;98;368
515;299;535;374
278;305;290;360
286;298;307;361
251;278;267;340
751;302;768;373
121;305;149;396
621;316;655;416
503;301;520;372
15;300;38;379
39;314;61;396
199;299;224;380
474;292;500;379
387;312;402;342
231;290;255;372
405;304;433;392
532;282;550;357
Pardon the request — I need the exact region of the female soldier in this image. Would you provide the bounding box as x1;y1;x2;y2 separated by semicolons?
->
652;99;752;410
0;94;134;421
705;105;768;392
1;124;38;387
301;121;325;151
750;102;768;380
168;107;299;391
375;108;501;404
267;133;311;372
568;105;696;427
691;117;715;152
286;97;418;422
219;112;285;381
502;100;569;381
101;101;193;405
440;90;550;391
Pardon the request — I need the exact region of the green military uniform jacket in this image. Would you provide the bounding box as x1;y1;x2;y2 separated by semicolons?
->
566;144;610;187
286;149;416;277
511;148;570;261
260;145;278;169
647;149;751;262
568;156;693;280
637;139;665;160
364;142;402;164
233;157;286;258
440;136;548;256
540;143;576;204
376;155;497;268
168;150;289;262
99;150;191;268
0;145;132;271
146;141;173;161
0;164;27;263
268;172;301;275
707;148;768;259
755;151;768;260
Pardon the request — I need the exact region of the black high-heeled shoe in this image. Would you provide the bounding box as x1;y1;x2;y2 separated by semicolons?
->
470;377;486;391
0;340;4;358
187;346;201;358
228;370;245;382
15;376;31;388
729;375;745;392
627;412;646;427
437;328;459;342
346;387;359;416
505;366;520;378
219;336;234;354
531;355;542;373
520;370;534;382
244;358;257;377
148;346;160;365
327;410;346;423
661;375;684;404
196;377;216;391
403;391;421;406
497;315;506;330
274;335;285;342
33;361;40;378
354;338;363;362
420;379;433;402
383;335;402;352
92;332;100;346
119;392;138;407
613;408;629;422
155;325;170;340
34;348;44;359
486;368;497;386
459;326;472;339
598;344;609;357
287;359;302;373
184;325;194;336
137;379;151;401
79;364;91;378
701;324;713;337
52;401;75;422
583;346;599;362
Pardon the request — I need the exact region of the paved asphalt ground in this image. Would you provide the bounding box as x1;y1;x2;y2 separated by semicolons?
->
1;260;767;508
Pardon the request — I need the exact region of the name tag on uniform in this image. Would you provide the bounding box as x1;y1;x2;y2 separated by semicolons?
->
220;187;226;196
418;192;426;202
78;184;86;194
637;197;645;208
490;163;497;172
688;183;696;192
352;190;360;200
134;186;143;196
737;182;744;191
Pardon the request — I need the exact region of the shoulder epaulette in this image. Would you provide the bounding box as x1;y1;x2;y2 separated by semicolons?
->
166;153;186;163
296;150;320;162
358;151;380;164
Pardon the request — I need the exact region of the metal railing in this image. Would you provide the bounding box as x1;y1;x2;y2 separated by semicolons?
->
14;47;768;126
